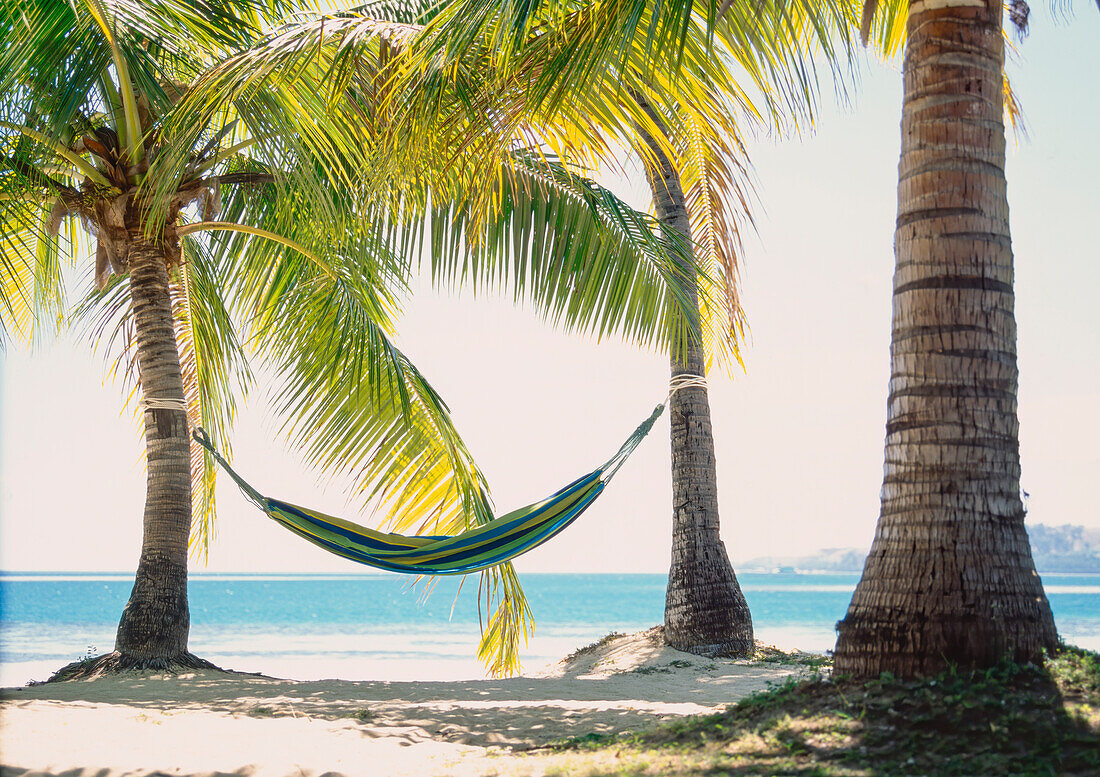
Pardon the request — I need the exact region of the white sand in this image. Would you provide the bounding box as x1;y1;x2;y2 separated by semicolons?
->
1;628;811;777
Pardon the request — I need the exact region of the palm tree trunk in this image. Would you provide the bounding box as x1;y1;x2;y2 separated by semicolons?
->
51;233;213;681
112;235;194;665
834;0;1057;678
638;101;753;657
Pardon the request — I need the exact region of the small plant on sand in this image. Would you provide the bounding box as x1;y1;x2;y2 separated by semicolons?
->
248;706;276;717
630;665;672;675
76;645;98;664
1048;643;1100;696
629;659;695;675
753;642;832;670
351;709;374;722
562;633;624;664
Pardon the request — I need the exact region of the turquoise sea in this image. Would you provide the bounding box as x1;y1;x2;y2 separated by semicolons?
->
2;572;1098;687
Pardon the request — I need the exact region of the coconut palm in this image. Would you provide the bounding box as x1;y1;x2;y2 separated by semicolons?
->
406;0;849;656
0;0;702;677
169;0;854;664
471;0;1071;676
633;93;754;655
831;0;1084;677
283;0;851;656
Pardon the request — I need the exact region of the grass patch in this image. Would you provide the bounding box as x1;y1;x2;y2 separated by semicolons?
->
248;705;276;717
1048;643;1100;696
551;646;1100;776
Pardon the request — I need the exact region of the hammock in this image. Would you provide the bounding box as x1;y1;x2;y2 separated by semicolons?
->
192;400;671;576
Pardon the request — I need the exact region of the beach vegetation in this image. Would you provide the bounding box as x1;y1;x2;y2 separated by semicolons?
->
631;84;757;659
752;643;832;670
549;645;1100;776
475;0;851;663
1047;643;1100;696
627;659;693;675
562;633;626;664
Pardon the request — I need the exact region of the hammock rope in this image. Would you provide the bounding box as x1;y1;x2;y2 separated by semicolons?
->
193;382;699;576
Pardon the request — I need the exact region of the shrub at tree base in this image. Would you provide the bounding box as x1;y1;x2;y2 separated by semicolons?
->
554;646;1100;776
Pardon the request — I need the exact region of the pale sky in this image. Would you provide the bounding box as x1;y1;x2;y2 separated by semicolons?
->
2;13;1097;574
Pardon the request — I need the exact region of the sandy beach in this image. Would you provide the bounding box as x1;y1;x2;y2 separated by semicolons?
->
0;628;810;777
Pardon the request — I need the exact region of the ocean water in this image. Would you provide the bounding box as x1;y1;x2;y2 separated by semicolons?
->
1;572;1097;687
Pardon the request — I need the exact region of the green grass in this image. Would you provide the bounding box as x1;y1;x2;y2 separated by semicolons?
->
1047;643;1100;696
550;646;1100;776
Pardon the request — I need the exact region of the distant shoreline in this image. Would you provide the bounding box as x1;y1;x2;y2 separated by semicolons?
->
5;524;1099;575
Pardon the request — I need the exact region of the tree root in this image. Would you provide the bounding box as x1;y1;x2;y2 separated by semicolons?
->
41;651;223;683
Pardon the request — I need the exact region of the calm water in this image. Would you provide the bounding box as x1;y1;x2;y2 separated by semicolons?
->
2;572;1097;686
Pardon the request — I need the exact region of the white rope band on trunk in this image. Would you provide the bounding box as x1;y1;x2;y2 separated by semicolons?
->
667;374;708;401
141;397;190;413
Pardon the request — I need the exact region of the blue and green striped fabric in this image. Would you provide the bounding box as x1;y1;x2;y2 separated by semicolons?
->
192;403;664;576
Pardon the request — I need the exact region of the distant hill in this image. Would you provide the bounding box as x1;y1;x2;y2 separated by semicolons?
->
1028;524;1100;574
741;523;1100;574
740;547;869;573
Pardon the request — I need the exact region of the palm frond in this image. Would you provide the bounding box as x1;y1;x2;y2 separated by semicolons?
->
858;0;905;56
0;206;40;345
189;149;533;673
424;151;699;351
0;168;87;344
173;237;252;558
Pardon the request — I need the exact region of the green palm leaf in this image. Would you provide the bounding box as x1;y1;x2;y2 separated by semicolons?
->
173;238;253;558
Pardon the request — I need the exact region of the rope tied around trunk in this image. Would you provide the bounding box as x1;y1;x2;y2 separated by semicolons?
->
140;396;190;413
666;373;707;401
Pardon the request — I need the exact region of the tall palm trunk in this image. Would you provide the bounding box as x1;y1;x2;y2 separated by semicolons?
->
638;103;753;657
112;235;194;665
834;0;1057;678
54;231;211;679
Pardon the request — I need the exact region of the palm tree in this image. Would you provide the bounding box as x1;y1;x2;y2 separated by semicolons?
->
457;1;848;656
307;0;852;658
345;0;848;656
200;0;850;661
1;0;700;677
832;0;1070;677
633;95;753;655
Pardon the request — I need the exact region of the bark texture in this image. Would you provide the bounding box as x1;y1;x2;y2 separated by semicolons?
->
834;0;1057;678
111;234;198;667
638;101;753;657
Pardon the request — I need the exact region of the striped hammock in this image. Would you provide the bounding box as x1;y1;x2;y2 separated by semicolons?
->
192;403;665;576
